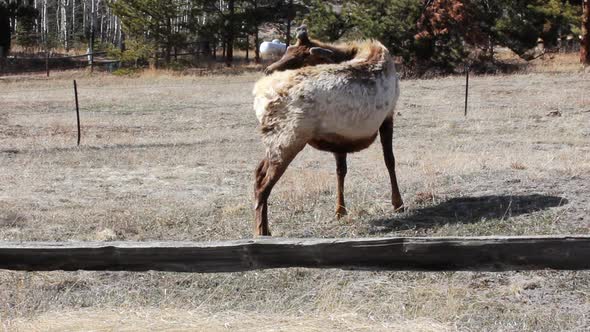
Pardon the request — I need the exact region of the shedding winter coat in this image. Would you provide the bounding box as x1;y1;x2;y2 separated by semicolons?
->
253;40;400;159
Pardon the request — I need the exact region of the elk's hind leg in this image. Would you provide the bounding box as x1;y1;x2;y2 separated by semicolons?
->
254;143;306;236
334;153;348;218
379;117;404;212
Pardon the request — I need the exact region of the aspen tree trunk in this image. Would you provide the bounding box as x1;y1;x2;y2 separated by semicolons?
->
34;0;40;47
83;0;86;33
72;0;76;44
56;0;60;42
89;0;95;69
113;14;118;45
109;9;115;43
91;0;95;38
100;14;104;42
61;0;68;50
42;0;48;44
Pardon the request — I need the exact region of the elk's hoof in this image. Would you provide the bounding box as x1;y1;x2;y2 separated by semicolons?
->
335;207;348;219
255;227;272;237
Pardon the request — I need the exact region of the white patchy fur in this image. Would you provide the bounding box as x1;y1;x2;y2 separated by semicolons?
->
253;40;399;160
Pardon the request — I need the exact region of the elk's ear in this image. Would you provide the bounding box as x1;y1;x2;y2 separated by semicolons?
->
309;47;334;60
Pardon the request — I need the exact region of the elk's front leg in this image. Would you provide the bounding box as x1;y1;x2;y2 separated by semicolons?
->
334;153;348;218
379;117;404;212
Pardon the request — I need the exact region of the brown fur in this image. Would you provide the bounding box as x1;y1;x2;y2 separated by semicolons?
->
259;100;288;135
274;41;390;86
264;37;358;74
308;133;378;154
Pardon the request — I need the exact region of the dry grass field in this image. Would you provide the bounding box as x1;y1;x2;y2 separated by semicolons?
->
1;58;589;331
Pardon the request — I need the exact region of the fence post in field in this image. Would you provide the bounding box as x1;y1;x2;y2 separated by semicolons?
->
464;64;469;117
73;80;81;146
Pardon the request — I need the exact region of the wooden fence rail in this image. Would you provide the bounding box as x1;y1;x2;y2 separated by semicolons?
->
1;236;589;273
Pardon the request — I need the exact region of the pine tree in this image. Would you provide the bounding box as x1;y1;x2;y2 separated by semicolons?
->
16;4;40;51
109;0;187;64
0;1;39;57
300;0;353;41
343;0;424;62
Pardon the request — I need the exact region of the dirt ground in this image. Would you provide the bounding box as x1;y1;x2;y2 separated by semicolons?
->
0;61;589;331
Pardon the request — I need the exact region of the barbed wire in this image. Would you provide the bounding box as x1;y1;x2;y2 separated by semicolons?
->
6;52;109;61
2;102;253;116
0;80;259;94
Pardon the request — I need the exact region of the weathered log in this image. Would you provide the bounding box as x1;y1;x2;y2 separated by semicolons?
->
0;236;589;273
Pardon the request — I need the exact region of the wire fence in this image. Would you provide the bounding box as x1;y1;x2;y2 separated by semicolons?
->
3;102;253;117
1;80;258;94
0;77;256;147
0;51;115;76
0;46;266;77
1;74;257;152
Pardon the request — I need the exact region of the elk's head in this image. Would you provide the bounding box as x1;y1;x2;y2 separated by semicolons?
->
264;26;338;75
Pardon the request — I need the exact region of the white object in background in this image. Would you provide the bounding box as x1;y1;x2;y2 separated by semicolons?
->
260;40;287;58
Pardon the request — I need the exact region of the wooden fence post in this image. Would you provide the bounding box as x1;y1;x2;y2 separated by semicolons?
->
464;64;469;117
73;80;81;146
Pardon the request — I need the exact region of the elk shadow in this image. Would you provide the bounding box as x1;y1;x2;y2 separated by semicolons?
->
370;194;567;233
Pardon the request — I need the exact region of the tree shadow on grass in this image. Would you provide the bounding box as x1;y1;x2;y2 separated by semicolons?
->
370;194;568;233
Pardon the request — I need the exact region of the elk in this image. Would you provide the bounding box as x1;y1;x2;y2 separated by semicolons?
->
252;27;404;236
